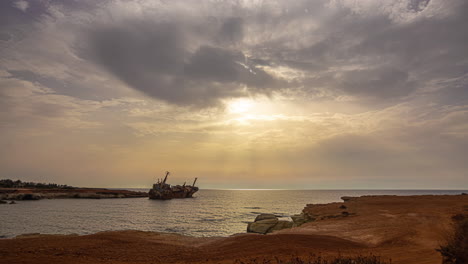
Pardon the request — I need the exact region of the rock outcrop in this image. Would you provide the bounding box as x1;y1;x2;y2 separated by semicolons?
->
246;197;362;234
254;214;277;222
291;213;310;226
247;218;278;234
302;202;354;221
247;214;294;234
269;220;293;232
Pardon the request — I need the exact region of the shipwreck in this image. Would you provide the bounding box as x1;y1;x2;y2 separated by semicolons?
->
149;171;198;200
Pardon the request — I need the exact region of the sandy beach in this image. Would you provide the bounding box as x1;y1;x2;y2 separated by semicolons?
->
1;194;467;264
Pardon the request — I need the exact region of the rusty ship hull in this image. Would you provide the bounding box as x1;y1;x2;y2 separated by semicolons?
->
149;172;198;200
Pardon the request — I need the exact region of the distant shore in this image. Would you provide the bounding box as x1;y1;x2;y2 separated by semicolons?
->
1;194;467;264
0;187;148;200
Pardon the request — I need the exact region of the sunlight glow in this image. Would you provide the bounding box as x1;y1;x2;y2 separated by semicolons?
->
227;98;255;114
223;97;295;125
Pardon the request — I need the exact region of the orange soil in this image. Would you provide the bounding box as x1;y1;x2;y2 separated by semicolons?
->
1;194;467;264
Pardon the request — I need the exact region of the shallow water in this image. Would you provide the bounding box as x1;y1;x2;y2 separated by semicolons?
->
0;189;465;238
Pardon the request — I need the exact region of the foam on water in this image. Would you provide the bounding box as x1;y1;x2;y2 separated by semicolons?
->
0;189;465;238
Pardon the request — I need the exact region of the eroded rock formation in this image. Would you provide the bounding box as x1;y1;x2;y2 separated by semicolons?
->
247;214;293;234
247;197;356;234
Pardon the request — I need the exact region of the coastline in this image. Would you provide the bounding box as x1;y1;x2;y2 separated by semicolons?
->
1;194;467;264
0;188;148;200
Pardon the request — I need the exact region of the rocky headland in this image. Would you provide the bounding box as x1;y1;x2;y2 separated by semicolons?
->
246;196;357;234
0;188;148;201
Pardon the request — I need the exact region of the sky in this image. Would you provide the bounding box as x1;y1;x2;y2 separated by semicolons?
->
0;0;467;189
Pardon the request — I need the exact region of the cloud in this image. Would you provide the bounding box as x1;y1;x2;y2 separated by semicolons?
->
290;103;468;184
88;17;283;107
337;68;415;98
239;0;468;103
3;0;466;107
12;0;29;12
217;17;244;44
0;76;104;133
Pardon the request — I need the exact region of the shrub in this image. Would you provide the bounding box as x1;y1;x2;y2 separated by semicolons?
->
436;214;468;264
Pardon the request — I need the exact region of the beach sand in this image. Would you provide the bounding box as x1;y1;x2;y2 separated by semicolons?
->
1;194;467;264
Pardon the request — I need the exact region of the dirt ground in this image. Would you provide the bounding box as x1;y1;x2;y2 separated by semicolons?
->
1;194;467;264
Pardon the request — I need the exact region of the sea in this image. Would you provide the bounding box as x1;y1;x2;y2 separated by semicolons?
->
1;189;466;238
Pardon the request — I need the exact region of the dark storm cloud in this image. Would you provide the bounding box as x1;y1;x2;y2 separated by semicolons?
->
185;46;245;83
185;46;277;89
88;18;282;107
90;21;185;103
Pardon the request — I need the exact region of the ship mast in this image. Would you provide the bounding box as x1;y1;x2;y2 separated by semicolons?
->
163;171;170;184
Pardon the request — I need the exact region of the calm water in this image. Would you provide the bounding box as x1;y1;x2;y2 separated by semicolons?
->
0;189;466;238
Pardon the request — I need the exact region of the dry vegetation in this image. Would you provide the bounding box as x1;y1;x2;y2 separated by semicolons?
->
437;214;468;264
234;254;391;264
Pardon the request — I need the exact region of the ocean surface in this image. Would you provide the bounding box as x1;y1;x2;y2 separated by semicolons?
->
1;189;466;238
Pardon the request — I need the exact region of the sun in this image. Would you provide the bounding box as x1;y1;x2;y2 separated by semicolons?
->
224;97;283;125
227;98;255;114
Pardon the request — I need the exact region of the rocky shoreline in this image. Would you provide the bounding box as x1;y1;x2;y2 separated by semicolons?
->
1;194;467;264
247;196;357;234
0;188;148;201
247;194;467;235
